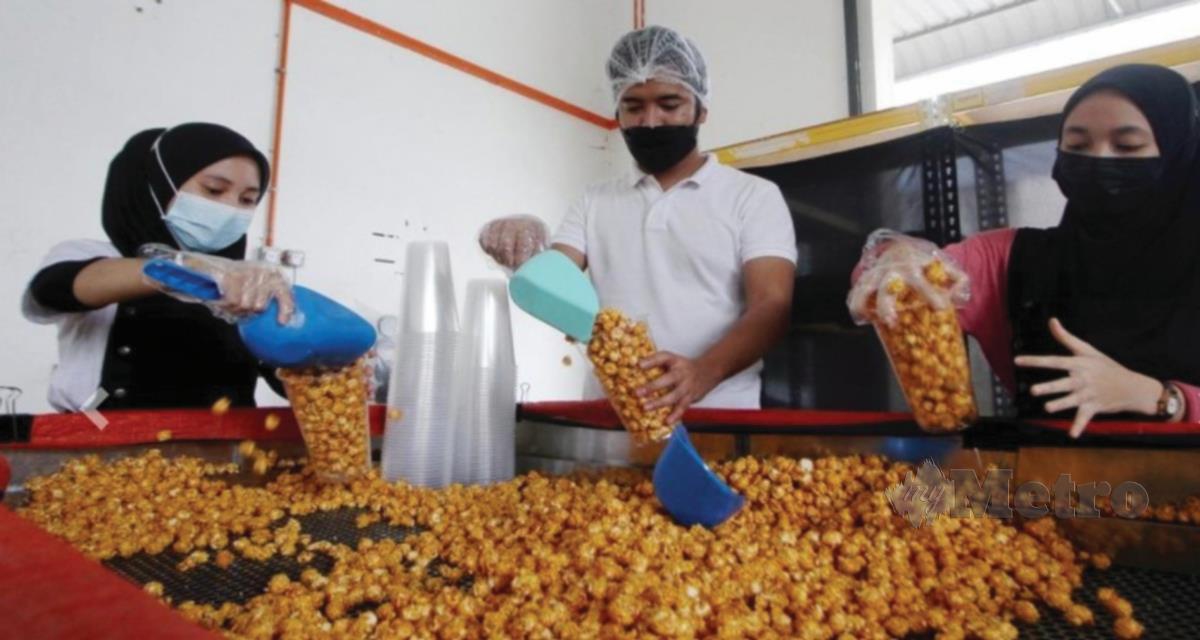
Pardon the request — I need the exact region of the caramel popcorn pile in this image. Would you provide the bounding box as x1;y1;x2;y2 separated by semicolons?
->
18;450;1126;639
277;357;372;483
587;308;672;443
868;261;977;432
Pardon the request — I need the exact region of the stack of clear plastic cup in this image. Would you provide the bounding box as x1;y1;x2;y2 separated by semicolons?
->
451;280;517;485
381;242;460;488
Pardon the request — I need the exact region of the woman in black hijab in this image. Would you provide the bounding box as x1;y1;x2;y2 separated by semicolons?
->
1010;64;1200;435
22;123;294;411
852;64;1200;436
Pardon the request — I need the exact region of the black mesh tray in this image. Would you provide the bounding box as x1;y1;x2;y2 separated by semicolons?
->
104;507;421;607
1015;565;1200;639
104;508;1200;637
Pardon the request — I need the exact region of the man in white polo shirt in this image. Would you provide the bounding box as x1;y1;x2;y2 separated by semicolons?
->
481;26;796;422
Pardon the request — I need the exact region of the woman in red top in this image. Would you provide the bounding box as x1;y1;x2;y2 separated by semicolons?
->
865;64;1200;436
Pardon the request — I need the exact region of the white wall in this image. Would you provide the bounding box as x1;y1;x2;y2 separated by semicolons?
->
0;0;281;413
645;0;849;149
326;0;623;116
272;1;632;405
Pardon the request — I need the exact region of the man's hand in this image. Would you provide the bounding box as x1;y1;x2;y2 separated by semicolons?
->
630;257;793;421
478;215;549;269
636;352;722;425
1016;318;1163;438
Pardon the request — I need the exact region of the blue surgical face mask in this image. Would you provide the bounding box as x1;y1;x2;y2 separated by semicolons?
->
148;130;256;252
162;191;254;252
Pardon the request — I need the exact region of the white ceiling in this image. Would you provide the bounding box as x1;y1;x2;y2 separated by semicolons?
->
891;0;1193;78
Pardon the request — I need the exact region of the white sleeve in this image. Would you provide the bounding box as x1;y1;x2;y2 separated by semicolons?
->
21;239;120;324
549;190;590;256
738;180;798;264
21;288;58;325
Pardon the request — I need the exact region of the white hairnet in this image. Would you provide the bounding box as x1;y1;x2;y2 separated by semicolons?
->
606;26;709;106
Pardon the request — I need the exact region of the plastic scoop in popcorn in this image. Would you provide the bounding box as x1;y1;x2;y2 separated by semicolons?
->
509;250;744;528
653;426;745;527
142;259;376;369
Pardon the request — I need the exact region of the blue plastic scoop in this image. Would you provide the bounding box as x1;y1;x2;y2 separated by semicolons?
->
653;426;745;527
143;259;376;369
509;250;599;342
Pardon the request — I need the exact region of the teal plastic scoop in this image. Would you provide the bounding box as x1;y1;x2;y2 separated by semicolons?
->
508;250;599;342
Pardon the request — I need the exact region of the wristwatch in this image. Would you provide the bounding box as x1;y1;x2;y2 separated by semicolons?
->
1156;382;1183;420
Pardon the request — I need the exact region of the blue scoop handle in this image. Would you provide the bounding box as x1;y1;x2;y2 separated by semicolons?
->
143;260;223;301
142;259;376;369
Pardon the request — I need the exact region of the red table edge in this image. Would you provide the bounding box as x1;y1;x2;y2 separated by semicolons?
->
519;401;1200;437
0;505;218;639
1;402;1197;453
3;405;385;450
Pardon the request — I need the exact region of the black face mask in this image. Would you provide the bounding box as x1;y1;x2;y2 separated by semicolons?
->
1052;150;1164;219
621;124;698;174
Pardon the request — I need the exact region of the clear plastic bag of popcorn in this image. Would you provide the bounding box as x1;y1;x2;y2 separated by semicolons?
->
847;229;976;432
276;356;373;482
586;309;673;444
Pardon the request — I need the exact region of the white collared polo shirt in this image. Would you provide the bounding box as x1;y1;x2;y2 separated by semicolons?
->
552;154;797;408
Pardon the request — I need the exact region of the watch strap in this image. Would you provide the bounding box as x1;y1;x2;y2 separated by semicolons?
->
1157;381;1181;419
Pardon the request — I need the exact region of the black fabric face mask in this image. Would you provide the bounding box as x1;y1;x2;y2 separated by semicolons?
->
621;124;698;174
1052;150;1164;219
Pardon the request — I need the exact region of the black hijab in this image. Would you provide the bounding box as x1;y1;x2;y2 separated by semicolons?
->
1009;64;1200;414
1054;64;1200;294
101;123;270;259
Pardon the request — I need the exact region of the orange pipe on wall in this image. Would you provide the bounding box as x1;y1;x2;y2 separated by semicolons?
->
290;0;618;130
264;0;293;248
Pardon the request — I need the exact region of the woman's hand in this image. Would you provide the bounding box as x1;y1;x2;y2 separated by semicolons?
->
216;263;295;324
847;235;969;327
1015;318;1163;438
141;244;295;324
636;352;722;425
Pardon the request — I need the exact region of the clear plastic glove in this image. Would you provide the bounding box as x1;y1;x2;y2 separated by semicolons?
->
846;229;969;327
478;215;549;270
140;243;296;324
